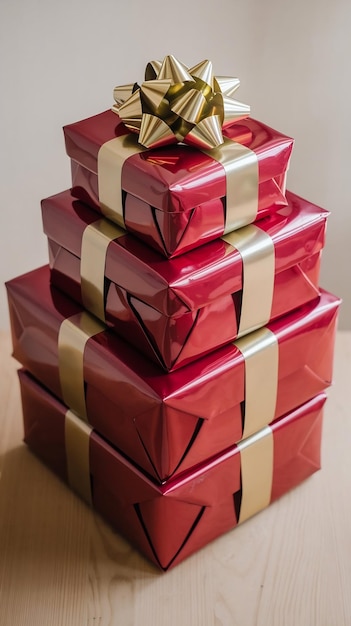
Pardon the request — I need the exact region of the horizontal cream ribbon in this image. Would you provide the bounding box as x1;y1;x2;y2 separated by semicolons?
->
58;312;106;420
65;409;93;505
234;327;278;439
97;132;258;234
81;219;126;322
223;225;275;337
237;425;274;524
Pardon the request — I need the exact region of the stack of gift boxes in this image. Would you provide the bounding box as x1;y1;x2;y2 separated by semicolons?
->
6;57;340;571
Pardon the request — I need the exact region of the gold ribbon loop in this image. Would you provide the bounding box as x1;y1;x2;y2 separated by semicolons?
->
223;225;275;336
98;133;146;227
234;327;278;439
202;138;258;232
112;56;250;150
237;425;274;524
81;219;125;321
65;409;93;505
58;312;106;420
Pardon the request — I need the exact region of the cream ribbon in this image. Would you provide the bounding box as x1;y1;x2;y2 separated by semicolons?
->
81;219;125;321
58;312;106;420
98;133;145;227
65;409;93;505
202;137;258;232
234;327;279;439
237;425;274;524
223;225;275;337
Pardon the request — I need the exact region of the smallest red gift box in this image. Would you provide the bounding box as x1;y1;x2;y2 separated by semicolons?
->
6;266;340;483
19;368;327;571
42;189;327;371
64;110;293;257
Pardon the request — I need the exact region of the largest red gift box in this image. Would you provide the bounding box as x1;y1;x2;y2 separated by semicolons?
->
6;265;340;482
19;368;327;571
64;110;293;257
42;189;327;371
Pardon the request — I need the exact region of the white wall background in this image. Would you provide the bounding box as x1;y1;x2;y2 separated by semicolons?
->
0;0;349;329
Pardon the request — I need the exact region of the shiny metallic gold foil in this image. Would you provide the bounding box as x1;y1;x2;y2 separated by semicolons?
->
81;219;125;321
237;425;274;524
234;328;278;439
58;313;105;420
65;409;92;505
112;55;250;150
223;225;275;336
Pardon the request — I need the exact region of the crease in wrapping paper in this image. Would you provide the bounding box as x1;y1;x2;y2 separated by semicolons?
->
97;132;258;232
58;312;106;420
237;425;274;524
78;219;274;342
58;287;277;512
65;407;274;518
65;409;93;505
80;219;125;321
223;225;275;337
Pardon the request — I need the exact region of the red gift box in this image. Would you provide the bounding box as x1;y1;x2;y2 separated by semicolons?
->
19;368;326;571
63;110;293;257
42;189;327;371
6;266;340;482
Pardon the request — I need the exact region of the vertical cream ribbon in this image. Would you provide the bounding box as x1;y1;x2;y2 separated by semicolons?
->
201;137;259;233
98;133;146;227
234;327;279;439
80;219;125;322
237;425;274;524
65;409;93;505
223;225;275;337
58;312;106;420
234;327;277;524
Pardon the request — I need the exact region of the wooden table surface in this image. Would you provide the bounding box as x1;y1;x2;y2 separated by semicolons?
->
0;329;350;626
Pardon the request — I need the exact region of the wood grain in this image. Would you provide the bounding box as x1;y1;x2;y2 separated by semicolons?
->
0;329;350;626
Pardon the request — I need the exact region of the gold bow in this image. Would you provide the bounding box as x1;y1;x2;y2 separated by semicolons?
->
112;55;250;150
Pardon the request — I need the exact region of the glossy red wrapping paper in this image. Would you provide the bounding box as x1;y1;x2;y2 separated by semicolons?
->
63;110;293;257
6;266;340;482
42;189;327;371
19;369;326;571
